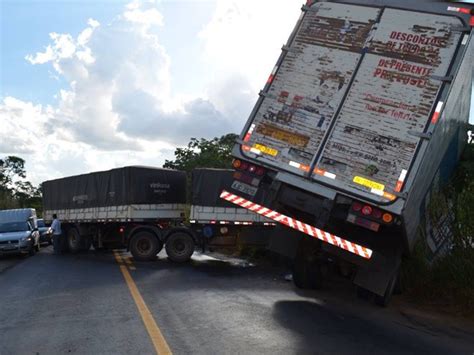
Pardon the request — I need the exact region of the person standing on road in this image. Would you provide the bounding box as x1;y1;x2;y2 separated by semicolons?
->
51;214;62;255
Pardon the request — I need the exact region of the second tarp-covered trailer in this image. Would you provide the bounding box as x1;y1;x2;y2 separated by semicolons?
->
43;166;196;262
191;168;274;248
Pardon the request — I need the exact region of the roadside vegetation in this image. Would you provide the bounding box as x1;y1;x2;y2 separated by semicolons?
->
0;156;42;214
401;143;474;318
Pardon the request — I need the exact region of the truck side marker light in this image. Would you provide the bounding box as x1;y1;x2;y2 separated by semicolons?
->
395;169;408;192
243;124;256;142
431;101;444;124
314;167;336;179
220;190;373;260
266;65;278;84
447;6;472;14
289;161;310;172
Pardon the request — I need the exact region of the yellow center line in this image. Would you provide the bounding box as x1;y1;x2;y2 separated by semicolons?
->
123;254;136;270
113;250;172;355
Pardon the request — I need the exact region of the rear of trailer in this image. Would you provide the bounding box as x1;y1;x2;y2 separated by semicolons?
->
227;0;473;304
190;168;275;248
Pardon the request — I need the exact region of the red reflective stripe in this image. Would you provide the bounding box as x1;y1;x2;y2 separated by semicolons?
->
470;16;474;26
459;7;471;14
219;190;374;260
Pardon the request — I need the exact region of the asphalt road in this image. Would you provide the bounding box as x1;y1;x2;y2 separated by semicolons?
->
0;246;473;355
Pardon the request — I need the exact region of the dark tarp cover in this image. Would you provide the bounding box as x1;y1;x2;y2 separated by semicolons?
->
43;166;186;210
192;168;264;208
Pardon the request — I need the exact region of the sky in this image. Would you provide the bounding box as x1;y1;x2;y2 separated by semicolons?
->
0;0;473;186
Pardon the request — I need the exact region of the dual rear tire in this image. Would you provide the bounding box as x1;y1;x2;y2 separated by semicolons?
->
129;229;195;263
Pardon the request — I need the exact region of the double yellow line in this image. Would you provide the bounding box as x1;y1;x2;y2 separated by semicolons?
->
113;250;172;355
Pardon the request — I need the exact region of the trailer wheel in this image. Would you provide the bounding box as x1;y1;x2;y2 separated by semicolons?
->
165;232;194;263
374;270;398;307
292;238;323;290
130;231;161;261
67;228;82;254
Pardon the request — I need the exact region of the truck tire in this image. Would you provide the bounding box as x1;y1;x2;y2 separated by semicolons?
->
165;232;195;263
130;231;161;261
67;228;82;254
293;257;323;290
292;237;323;290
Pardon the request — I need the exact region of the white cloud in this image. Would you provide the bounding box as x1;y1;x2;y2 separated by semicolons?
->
3;0;303;184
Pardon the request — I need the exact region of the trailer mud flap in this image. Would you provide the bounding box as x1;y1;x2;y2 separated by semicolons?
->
220;190;373;260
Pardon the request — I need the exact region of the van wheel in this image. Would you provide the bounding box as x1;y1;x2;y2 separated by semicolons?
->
67;228;82;254
165;232;194;263
130;231;161;261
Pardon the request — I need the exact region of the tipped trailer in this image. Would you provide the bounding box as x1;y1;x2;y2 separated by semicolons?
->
227;0;473;305
43;167;274;262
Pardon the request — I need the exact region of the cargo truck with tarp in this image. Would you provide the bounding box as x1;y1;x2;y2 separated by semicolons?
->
43;167;273;261
43;166;196;262
225;0;474;305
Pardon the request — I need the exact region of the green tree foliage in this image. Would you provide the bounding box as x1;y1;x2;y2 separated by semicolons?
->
163;133;238;173
0;156;42;214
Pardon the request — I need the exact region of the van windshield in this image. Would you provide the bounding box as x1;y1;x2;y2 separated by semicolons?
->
0;222;29;233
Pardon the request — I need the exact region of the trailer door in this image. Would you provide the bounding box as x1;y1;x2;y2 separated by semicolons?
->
314;8;463;203
240;2;382;176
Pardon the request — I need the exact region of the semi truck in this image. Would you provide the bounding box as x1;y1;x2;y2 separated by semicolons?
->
225;0;473;305
43;166;273;262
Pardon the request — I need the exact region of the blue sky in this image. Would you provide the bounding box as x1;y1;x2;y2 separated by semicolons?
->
0;0;472;185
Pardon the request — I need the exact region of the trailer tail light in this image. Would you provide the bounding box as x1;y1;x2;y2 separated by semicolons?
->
119;227;124;233
361;205;373;216
372;209;382;219
233;159;242;169
233;159;266;177
352;202;362;212
382;213;393;224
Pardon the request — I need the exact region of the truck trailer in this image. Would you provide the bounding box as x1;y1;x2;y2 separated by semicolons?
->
43;166;274;262
225;0;473;305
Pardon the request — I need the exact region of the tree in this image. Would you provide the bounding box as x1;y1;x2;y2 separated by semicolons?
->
0;156;26;189
0;156;42;214
163;133;238;173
